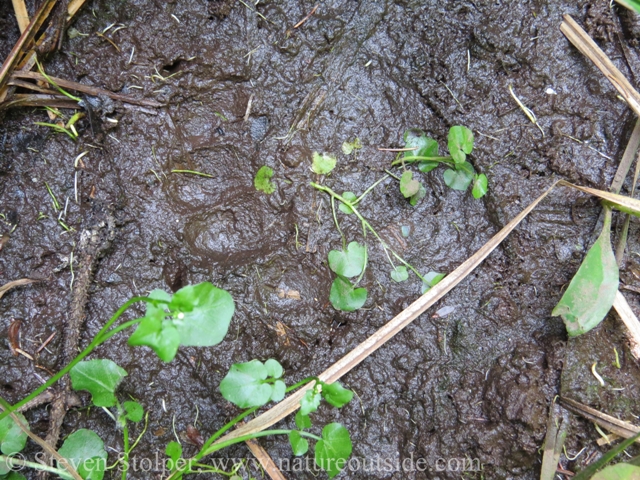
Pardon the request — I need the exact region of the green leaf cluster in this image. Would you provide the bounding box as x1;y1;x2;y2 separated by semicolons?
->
254;165;276;194
290;381;353;479
128;282;235;362
327;242;367;311
396;126;487;203
219;359;286;408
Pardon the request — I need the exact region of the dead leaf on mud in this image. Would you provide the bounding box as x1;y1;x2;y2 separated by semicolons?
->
277;288;301;300
0;278;39;300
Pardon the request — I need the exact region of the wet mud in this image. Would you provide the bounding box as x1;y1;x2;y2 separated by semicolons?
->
2;0;640;478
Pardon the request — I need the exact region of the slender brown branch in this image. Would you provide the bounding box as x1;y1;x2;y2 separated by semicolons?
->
11;71;163;107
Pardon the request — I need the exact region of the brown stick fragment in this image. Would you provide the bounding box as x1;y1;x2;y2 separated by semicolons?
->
613;291;640;360
244;437;287;480
7;77;58;94
0;0;58;92
67;0;87;19
0;93;80;110
293;4;318;29
12;0;30;33
559;397;640;443
0;278;39;300
36;332;57;354
561;15;640;116
11;71;163;107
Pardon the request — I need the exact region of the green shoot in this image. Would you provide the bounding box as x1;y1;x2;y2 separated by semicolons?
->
35;59;82;102
170;169;214;178
254;165;276;194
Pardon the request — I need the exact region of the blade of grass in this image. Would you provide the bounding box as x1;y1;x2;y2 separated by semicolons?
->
559;180;640;216
540;403;570;480
572;430;640;480
12;0;30;33
561;15;640;116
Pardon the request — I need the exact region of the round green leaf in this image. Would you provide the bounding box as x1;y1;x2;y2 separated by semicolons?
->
314;423;352;479
219;360;272;408
472;173;488;199
300;389;322;416
128;314;180;363
170;282;235;347
421;271;445;294
57;429;107;480
289;431;309;456
70;359;127;407
448;126;474;164
165;441;182;464
443;161;475;191
0;412;28;455
254;166;276;194
403;129;438;158
338;192;357;214
329;276;367;312
399;170;420;198
270;380;286;403
321;382;353;408
328;242;366;278
418;160;440;173
123;401;144;423
264;359;283;379
311;152;337;174
390;266;409;283
295;411;312;430
409;183;427;206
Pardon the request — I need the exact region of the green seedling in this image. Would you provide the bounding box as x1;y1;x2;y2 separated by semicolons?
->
0;283;352;480
69;359;147;480
35;111;84;141
615;0;640;13
421;271;446;294
312;178;433;311
311;152;337;174
220;359;286;408
254;165;276;194
341;138;362;155
35;59;82;103
552;207;619;336
390;126;487;201
163;359;353;479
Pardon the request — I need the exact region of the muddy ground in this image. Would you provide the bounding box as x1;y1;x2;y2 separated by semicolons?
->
2;0;640;478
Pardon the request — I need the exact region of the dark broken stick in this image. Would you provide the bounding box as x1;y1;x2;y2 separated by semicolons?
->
10;71;163;108
41;205;116;473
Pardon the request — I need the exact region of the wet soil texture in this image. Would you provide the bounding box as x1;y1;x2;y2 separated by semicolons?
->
2;0;640;478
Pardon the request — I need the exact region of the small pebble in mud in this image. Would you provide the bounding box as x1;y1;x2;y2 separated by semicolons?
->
250;116;269;141
278;145;311;168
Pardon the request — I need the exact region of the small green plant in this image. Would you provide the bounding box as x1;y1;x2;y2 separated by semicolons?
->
341;138;362;156
0;282;352;479
35;111;84;141
254;165;276;194
391;127;488;201
311;152;337;175
311;152;445;311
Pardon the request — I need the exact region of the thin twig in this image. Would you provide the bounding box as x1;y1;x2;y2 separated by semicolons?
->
12;0;30;33
293;4;318;29
10;71;163;107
